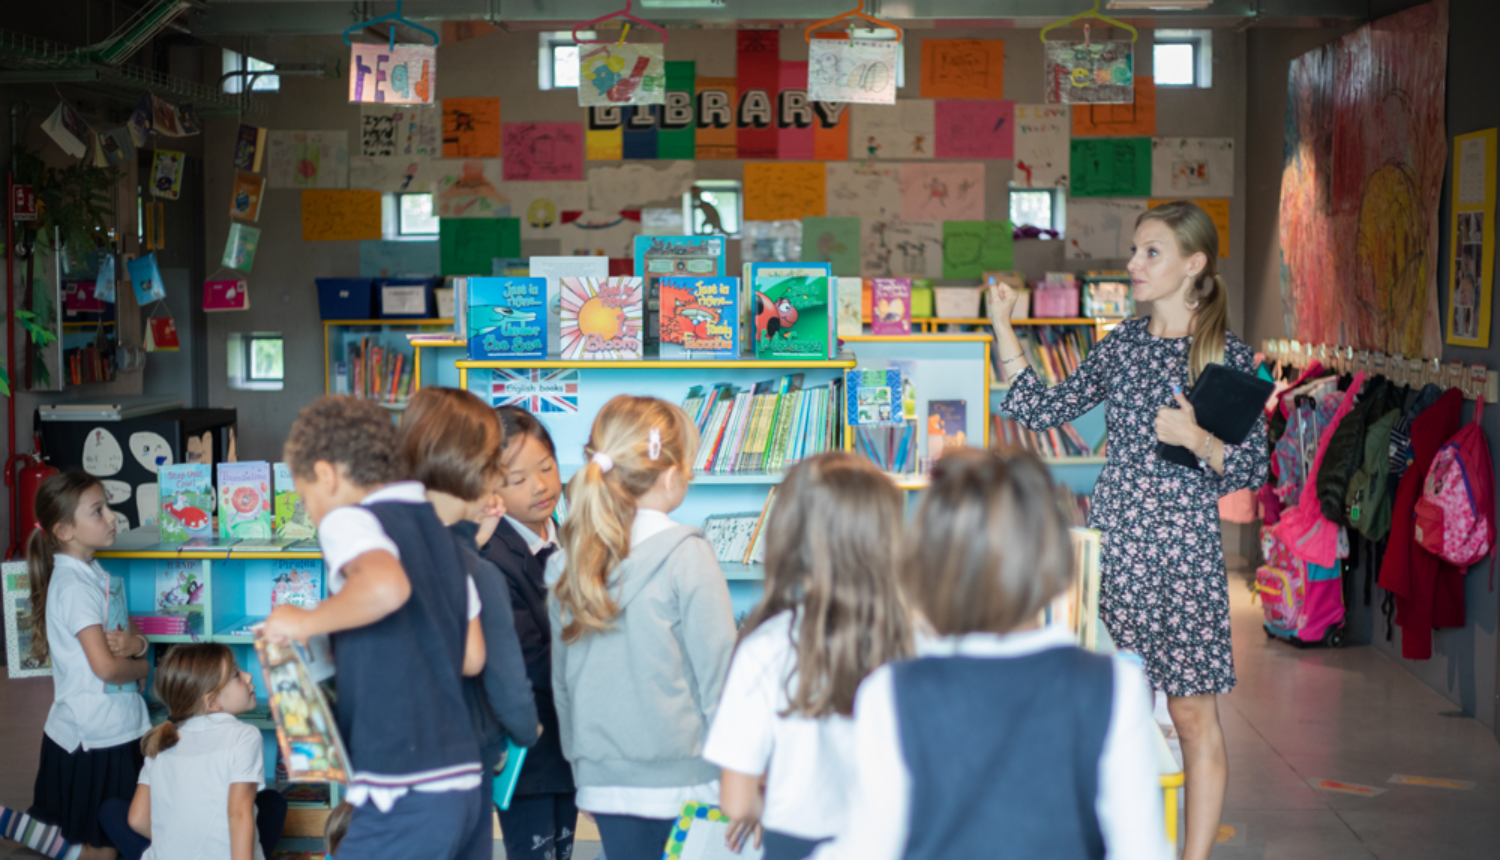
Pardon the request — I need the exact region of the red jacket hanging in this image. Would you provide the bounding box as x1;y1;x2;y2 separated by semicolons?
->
1377;387;1464;660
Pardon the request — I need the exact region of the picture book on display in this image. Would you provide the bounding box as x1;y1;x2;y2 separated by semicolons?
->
273;463;315;541
558;277;644;360
155;560;205;610
158;464;213;542
845;368;904;426
634;236;726;350
218;461;273;540
467;277;547;359
749;263;834;360
927;400;968;460
836;277;863;338
659;277;739;359
871;278;913;336
271;560;322;608
531;256;609;356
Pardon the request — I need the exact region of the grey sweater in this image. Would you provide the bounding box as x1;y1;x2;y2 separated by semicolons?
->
546;524;736;789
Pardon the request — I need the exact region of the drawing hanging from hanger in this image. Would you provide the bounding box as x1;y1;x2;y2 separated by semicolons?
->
1041;2;1137;104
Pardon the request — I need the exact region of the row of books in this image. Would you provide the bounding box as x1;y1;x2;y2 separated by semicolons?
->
132;608;204;637
684;375;842;474
853;422;919;474
703;488;777;566
159;462;315;542
1004;326;1099;387
65;345;115;386
992;416;1105;459
338;339;414;403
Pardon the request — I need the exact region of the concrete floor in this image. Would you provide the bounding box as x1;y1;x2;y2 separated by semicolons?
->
4;575;1498;859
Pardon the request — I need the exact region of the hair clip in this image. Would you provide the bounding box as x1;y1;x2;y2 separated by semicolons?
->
648;428;662;461
591;451;614;473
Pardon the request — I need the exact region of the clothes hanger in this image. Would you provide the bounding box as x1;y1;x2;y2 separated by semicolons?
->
573;0;669;46
1039;0;1139;44
804;0;904;43
342;0;440;50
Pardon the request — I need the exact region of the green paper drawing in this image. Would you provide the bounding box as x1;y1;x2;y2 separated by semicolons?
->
942;221;1013;279
801;216;862;276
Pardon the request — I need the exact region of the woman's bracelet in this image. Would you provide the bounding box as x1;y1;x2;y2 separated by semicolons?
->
1197;431;1216;469
134;635;151;658
1000;352;1026;366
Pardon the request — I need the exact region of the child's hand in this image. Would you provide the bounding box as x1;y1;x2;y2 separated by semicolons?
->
724;818;763;854
105;629;145;658
262;605;311;645
474;492;506;547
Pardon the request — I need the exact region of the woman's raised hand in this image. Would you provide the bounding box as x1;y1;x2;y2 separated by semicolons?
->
987;282;1020;328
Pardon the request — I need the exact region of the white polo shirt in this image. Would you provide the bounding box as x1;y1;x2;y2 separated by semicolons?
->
42;554;151;752
139;712;267;860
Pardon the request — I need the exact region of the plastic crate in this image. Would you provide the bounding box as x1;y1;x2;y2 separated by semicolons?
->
316;278;374;320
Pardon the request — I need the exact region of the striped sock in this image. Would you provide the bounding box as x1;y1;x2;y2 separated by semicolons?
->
0;805;81;859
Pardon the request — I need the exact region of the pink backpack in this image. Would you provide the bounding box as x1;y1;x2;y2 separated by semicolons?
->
1413;398;1494;570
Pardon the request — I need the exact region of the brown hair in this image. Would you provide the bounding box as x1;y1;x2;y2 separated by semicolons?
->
26;471;105;664
555;395;699;643
325;801;353;854
739;453;912;718
496;406;558;465
1138;200;1229;384
907;450;1074;636
140;643;237;757
283;396;404;488
398;387;505;501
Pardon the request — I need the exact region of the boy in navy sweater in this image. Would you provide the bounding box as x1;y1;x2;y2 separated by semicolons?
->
265;396;489;860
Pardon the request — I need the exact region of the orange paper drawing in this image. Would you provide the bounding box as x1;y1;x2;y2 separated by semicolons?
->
920;40;1005;100
442;97;501;158
1073;76;1156;137
301;189;382;241
1150;198;1231;258
743;163;826;222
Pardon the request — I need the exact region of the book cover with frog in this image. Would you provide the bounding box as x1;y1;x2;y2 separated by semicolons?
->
218;461;272;540
659;277;739;359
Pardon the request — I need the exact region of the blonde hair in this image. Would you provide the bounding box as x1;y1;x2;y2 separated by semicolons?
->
555;395;699;643
26;472;105;665
140;644;236;758
1138;200;1229;384
739;453;912;718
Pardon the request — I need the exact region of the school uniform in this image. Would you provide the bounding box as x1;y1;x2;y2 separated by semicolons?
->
810;626;1172;860
481;516;580;860
316;482;489;860
29;553;151;849
703;610;855;860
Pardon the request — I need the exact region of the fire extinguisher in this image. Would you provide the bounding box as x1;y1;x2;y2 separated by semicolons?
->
6;440;58;560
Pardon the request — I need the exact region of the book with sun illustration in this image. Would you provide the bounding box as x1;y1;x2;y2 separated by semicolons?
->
559;277;644;360
467;277;547;359
749;263;833;360
659;277;739;359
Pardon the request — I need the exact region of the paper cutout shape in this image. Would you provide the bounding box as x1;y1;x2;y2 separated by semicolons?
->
1070;138;1152;198
850;100;935;160
129;432;174;473
204;279;250;311
921;40;1006;100
587;162;695;213
900;163;985;222
1150;198;1231;258
348;156;427;192
502;123;584;181
234;124;266;172
1073;76;1156;136
559;277;645;360
942;221;1012;279
578;43;666;107
440;218;522;275
554;211;641;258
359;240;440;277
801;217;861;276
230;172;265;222
826;162;903;219
266;130;350;189
127;254;167;304
1065;198;1148;260
136;483;160;527
223;222;261;271
150;150;185;200
498;181;590;239
744;163;826;221
1014;104;1071;188
935;100;1013;160
808;39;899;105
1151;138;1234;198
102;480;131;505
301;190;382;241
443;97;501;158
1044;40;1134;104
360;104;441;157
428;160;510;218
862;219;943;278
82;427;124;477
349;43;435;104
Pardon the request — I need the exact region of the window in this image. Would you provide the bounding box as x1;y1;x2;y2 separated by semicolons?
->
683;181;741;237
222;49;279;94
397;193;439;236
248;336;284;382
1153;30;1212;89
539;32;593;90
227;332;283;391
1010;189;1060;233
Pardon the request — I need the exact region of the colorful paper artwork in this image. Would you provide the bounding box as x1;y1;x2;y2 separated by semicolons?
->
301;189;382;241
737;30;780;160
862;220;943;279
349;43;435;104
559;277;645;360
554;211;642;258
1151;137;1234;198
1070;138;1152;198
801;217;862;277
807;39;899;105
1448;129;1495;347
850;100;935;160
428;159;510;218
587;162;695;212
826;161;903;219
1013;104;1071;188
349;156;427;192
502;123;584;181
578;43;665;107
442;97;502;158
694;76;739;160
1279;1;1446;357
266;130;350;189
900;163;985;222
360;104;441;157
744;162;827;221
500;181;590;239
440;217;521;275
1066;198;1147;260
359;240;440;278
230;172;265;222
1072;76;1156;136
934;100;1014;160
1149;198;1231;258
1044;40;1134;104
942;221;1012;279
223;222;261;271
150;150;185;200
920;40;1006;100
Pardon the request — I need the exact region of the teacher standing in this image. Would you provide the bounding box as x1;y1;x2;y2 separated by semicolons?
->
991;201;1268;860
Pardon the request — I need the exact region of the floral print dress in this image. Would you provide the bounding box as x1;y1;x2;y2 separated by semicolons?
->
1002;317;1269;696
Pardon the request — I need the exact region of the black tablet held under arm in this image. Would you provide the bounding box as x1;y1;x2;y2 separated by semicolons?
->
1156;363;1275;470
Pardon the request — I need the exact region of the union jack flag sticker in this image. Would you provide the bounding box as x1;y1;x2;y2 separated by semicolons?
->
490;369;580;413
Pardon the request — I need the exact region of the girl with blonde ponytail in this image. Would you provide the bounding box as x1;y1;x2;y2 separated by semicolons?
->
989;200;1268;860
548;395;736;860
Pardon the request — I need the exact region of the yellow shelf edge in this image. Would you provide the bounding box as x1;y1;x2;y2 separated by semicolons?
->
457;358;858;370
842;333;992;344
323;319;454;326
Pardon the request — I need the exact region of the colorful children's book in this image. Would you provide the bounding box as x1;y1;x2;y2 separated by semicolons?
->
871;278;913;336
218;462;273;540
749;263;833;360
493;738;529;811
665;803;764;860
836;277;863;338
271;560;323;608
127;253;167;305
155;560;205;610
273;463;315;540
103;576;142;694
530;256;609;356
927;399;969;460
466;277;547;359
558;277;644;360
633;236;726;352
158;464;213;542
255;636;350;784
845;368;903;426
659;276;739;359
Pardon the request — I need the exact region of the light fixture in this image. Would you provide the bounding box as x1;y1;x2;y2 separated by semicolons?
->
1107;0;1214;9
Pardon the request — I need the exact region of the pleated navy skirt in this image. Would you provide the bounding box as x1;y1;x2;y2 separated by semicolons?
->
29;734;144;848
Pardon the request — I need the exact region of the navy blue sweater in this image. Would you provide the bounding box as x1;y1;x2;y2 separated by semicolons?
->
480;519;575;796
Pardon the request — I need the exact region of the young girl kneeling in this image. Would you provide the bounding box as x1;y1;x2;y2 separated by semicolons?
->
814;451;1170;860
